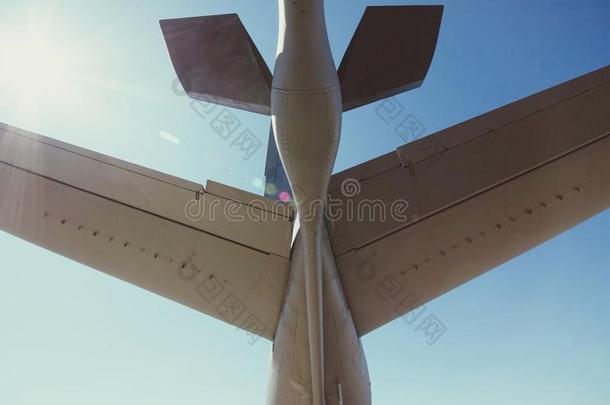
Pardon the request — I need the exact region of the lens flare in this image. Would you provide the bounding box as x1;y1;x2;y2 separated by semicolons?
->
265;183;278;196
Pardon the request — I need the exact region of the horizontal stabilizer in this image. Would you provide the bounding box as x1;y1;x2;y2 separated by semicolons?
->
329;65;610;335
0;123;295;339
161;14;272;115
338;6;443;111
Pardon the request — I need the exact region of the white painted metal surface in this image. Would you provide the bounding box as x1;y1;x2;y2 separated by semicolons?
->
0;123;293;340
268;230;370;405
270;1;342;403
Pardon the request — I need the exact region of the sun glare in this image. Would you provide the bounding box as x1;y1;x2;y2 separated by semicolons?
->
0;33;78;108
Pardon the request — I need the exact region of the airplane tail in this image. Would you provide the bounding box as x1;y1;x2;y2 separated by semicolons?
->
160;6;443;200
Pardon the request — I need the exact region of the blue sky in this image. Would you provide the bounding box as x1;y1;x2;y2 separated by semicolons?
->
1;0;609;404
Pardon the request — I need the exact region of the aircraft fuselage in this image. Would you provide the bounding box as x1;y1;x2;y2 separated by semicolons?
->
268;1;371;404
